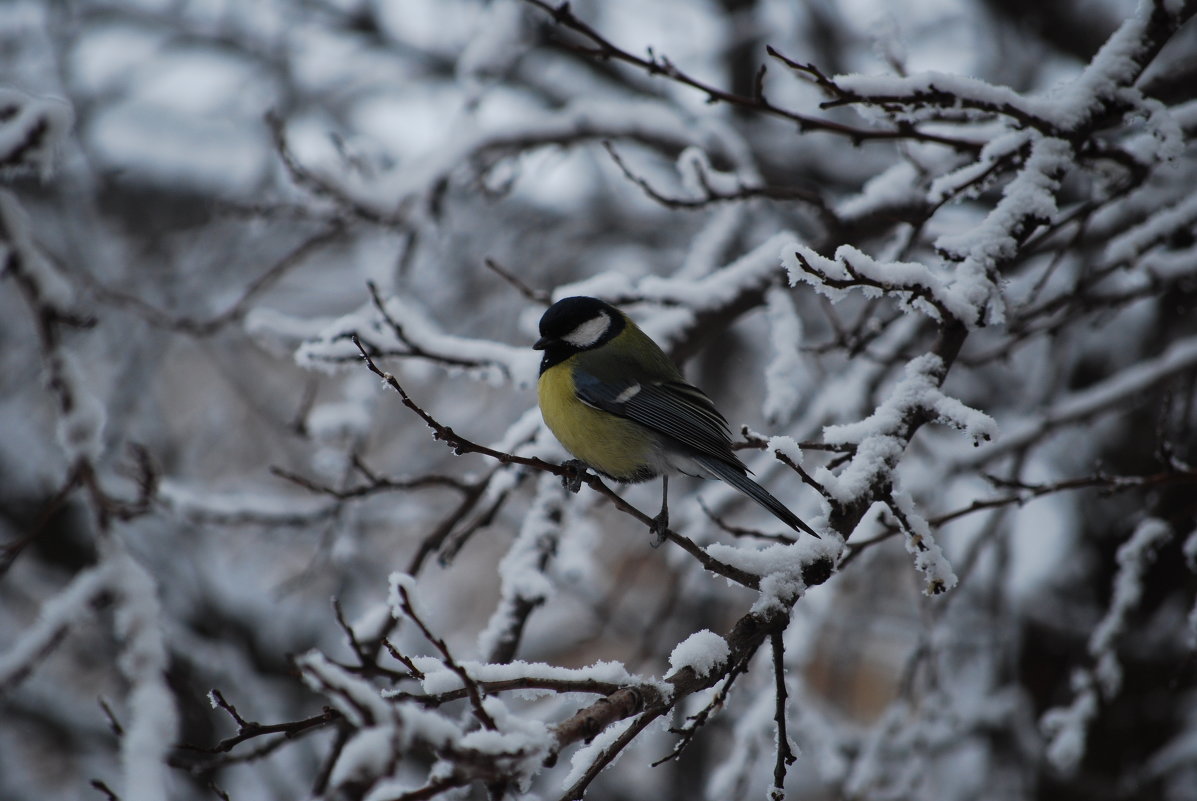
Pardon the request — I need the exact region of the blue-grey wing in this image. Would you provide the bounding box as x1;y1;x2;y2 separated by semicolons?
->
573;371;741;467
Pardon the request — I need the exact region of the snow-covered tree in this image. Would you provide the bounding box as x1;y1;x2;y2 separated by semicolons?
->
2;1;1196;799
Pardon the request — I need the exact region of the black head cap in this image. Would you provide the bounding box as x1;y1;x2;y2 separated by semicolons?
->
536;296;618;341
533;296;625;371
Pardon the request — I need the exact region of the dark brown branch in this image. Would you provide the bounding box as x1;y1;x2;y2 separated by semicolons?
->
178;706;341;755
770;629;796;798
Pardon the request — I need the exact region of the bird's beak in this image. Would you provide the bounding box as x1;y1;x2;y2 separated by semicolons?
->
533;336;551;350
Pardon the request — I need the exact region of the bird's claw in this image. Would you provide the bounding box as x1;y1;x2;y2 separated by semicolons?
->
560;460;587;494
649;511;669;548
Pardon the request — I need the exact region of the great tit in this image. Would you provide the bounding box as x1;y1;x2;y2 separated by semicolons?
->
534;296;819;540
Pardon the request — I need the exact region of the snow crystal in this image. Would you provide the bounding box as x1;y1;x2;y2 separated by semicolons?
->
928;130;1032;205
784;242;980;325
89;102;268;194
1042;518;1172;772
667;629;729;677
676;202;746;280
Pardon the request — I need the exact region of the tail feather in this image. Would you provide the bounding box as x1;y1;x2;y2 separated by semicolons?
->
694;456;820;539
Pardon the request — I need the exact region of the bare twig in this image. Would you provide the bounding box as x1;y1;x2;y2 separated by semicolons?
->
484;258;552;305
391;581;497;730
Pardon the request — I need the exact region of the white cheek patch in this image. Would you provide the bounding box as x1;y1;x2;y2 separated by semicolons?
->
613;383;641;403
563;313;610;348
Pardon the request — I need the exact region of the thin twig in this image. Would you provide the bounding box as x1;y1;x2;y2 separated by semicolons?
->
769;629;797;798
392;581;497;730
484;258;552;304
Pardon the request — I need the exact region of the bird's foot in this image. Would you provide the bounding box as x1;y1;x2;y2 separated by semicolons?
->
649;510;669;549
560;460;587;494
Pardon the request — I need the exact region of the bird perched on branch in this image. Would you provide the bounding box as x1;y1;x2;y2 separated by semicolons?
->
534;296;819;542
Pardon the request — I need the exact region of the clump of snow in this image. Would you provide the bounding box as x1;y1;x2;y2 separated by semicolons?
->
784;241;985;326
767;435;806;466
891;489;957;595
819;354;995;506
667;629;729;677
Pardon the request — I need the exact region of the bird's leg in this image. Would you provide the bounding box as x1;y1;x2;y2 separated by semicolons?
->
560;459;587;494
650;475;669;548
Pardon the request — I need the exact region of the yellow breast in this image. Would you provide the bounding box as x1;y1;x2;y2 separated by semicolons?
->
537;360;657;482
